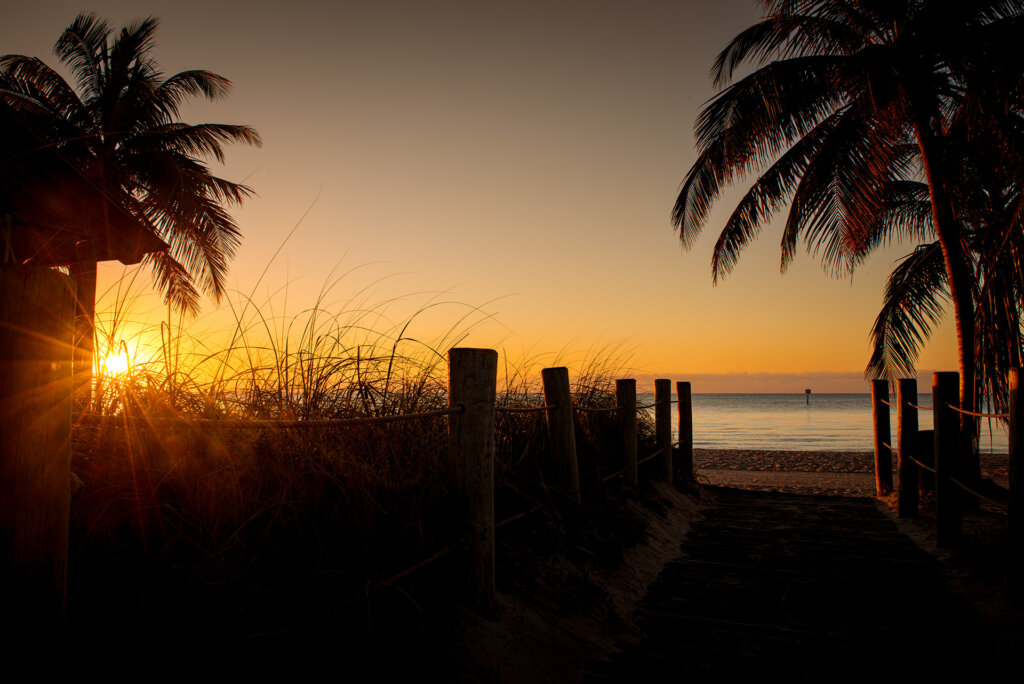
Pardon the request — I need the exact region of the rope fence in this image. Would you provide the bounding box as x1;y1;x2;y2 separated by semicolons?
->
949;477;1008;511
574;405;622;414
880;397;933;412
378;358;691;612
496;404;557;414
366;367;692;601
905;452;937;475
872;371;1021;550
636;399;676;410
78;406;463;428
946;404;1008;420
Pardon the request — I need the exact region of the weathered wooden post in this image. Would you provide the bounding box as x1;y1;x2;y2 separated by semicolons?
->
876;378;892;497
918;429;936;493
542;367;581;504
897;379;919;518
655;379;672;484
0;267;76;630
1009;368;1023;552
616;379;638;487
933;371;963;547
871;379;893;496
71;241;97;412
448;348;498;616
677;381;693;482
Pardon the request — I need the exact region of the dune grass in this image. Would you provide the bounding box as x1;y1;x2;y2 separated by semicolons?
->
68;269;656;651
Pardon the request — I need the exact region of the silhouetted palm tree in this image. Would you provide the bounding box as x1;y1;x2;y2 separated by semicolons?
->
0;13;260;401
868;118;1024;412
674;0;1024;479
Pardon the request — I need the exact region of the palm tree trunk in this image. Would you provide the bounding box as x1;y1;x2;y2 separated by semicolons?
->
914;123;981;484
69;250;97;413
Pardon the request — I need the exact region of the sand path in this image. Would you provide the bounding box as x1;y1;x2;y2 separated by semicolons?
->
691;448;1010;497
585;487;995;680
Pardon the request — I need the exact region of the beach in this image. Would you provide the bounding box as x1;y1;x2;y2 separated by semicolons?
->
694;448;1011;497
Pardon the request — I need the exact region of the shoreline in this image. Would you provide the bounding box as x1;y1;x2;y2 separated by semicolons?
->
693;448;1010;498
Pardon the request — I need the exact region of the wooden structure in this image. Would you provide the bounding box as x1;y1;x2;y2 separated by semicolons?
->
933;372;963;546
874;369;1022;552
896;379;919;518
542;367;581;504
1;103;167;630
871;379;893;495
447;348;498;616
616;379;638;486
655;379;672;483
677;381;694;481
444;354;692;612
0;103;166;267
0;268;76;629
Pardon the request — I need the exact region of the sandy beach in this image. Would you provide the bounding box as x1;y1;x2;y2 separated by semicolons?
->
694;448;1011;497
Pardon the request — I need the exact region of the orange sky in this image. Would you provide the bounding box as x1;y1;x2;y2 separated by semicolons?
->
3;1;957;392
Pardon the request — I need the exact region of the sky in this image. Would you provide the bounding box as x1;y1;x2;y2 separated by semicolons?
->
2;1;958;392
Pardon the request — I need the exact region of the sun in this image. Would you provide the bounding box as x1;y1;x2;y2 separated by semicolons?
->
102;351;131;377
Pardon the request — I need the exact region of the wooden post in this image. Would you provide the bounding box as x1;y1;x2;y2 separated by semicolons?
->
448;348;498;616
871;379;893;496
897;379;919;518
655;379;672;484
1009;368;1023;552
933;371;963;547
542;367;581;504
616;379;638;487
677;381;693;482
918;430;936;494
70;241;97;412
0;267;76;630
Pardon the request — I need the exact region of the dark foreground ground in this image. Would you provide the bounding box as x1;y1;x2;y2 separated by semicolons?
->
583;486;1022;682
17;475;1020;680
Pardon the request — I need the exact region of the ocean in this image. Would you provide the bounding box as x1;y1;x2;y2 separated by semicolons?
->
638;393;1009;453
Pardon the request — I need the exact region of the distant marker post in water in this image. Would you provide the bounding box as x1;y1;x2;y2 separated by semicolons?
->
805;388;811;405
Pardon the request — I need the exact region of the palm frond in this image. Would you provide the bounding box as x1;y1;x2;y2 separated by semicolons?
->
130;122;262;163
780;100;909;276
0;56;82;118
143;249;202;315
54;13;111;102
152;70;235;118
711;12;863;88
866;242;949;380
862;180;934;249
675;54;847;245
709;103;845;280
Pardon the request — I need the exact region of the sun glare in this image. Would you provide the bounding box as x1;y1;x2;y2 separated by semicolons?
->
102;351;131;376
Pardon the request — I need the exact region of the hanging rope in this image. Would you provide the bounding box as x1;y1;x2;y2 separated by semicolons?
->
78;406;463;428
496;404;557;414
574;405;622;414
946;404;1008;420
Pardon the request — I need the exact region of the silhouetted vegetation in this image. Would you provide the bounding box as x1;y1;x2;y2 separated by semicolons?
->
674;0;1024;466
62;282;655;665
0;13;260;404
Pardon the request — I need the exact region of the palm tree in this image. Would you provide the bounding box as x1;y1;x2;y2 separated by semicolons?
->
868;119;1024;412
0;13;261;404
673;0;1024;481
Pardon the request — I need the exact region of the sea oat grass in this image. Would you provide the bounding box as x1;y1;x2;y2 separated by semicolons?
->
68;272;646;654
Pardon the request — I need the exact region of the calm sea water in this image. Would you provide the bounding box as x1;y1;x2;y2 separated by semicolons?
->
638;393;1009;453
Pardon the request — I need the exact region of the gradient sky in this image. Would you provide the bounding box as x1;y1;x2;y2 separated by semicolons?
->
3;1;957;391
